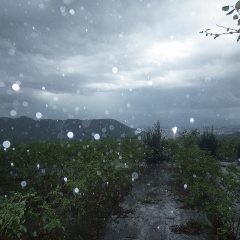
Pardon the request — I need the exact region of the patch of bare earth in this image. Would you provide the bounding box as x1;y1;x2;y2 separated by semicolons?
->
104;162;212;240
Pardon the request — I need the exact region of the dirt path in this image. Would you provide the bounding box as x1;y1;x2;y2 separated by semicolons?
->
104;162;211;240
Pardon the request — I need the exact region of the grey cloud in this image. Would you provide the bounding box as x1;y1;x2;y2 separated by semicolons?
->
0;0;240;127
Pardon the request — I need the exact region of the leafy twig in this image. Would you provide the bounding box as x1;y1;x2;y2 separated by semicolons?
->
200;1;240;42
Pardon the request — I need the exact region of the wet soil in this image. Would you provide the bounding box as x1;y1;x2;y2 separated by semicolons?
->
104;162;212;240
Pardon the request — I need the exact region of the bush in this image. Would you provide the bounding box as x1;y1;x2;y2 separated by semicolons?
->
143;120;166;163
199;127;218;156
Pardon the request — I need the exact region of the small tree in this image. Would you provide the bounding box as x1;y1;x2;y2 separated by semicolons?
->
200;1;240;42
144;120;165;163
199;127;218;156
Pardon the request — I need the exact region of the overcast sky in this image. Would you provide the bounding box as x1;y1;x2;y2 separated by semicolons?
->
0;0;240;127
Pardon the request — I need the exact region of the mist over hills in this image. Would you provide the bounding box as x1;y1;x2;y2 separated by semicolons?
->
0;117;137;144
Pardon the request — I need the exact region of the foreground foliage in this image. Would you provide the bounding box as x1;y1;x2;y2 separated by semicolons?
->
0;139;146;239
1;122;240;240
169;131;240;239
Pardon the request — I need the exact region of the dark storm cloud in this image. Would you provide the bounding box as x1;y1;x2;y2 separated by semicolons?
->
0;0;240;126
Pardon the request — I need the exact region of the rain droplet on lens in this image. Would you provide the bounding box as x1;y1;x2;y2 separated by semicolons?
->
67;131;74;139
12;83;20;91
21;181;27;188
3;140;11;149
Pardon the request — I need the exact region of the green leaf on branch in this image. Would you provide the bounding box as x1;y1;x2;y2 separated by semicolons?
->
237;35;240;42
214;34;220;39
233;14;239;20
235;1;240;11
227;9;235;15
222;6;230;11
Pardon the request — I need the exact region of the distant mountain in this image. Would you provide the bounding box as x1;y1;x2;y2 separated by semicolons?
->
0;117;136;144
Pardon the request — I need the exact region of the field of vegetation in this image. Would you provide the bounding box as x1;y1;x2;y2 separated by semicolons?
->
1;123;240;240
0;139;147;239
168;131;240;239
145;123;240;239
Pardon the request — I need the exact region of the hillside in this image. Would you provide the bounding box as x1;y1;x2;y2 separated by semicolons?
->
0;116;136;144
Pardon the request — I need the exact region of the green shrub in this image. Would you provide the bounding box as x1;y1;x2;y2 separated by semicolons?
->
199;127;218;156
143;120;166;163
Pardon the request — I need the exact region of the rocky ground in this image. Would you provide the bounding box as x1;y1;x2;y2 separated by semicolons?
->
104;162;212;240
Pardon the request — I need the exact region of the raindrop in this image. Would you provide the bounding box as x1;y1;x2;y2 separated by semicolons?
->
132;172;139;181
10;110;17;117
118;33;123;38
8;48;16;56
184;184;188;189
3;140;11;149
104;110;110;115
135;128;142;135
94;133;100;140
69;9;75;15
74;187;79;194
64;177;68;182
172;126;178;135
39;3;45;9
12;83;20;91
21;181;27;188
60;6;67;16
112;67;118;74
148;81;153;86
67;131;74;139
190;118;195;124
36;112;42;119
22;101;29;107
109;125;115;131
